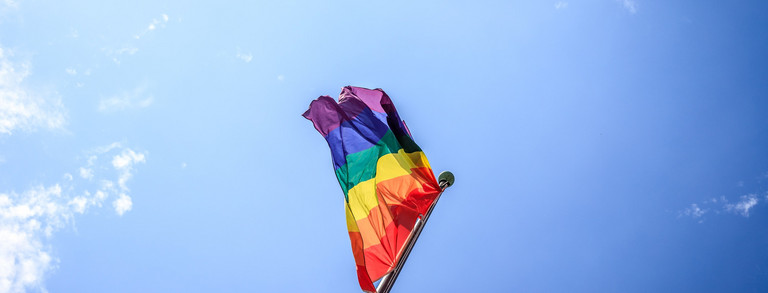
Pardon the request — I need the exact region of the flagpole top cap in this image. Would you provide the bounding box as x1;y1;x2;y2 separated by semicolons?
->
438;171;455;187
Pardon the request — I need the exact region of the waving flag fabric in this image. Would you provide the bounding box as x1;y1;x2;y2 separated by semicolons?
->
303;86;441;292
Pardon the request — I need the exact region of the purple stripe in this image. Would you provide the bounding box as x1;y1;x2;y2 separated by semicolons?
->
302;86;390;136
303;96;345;137
304;86;413;168
339;86;386;113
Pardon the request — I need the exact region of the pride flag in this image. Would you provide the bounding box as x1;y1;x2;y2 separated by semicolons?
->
303;86;441;292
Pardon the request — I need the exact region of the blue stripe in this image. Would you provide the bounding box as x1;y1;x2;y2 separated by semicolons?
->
324;107;389;169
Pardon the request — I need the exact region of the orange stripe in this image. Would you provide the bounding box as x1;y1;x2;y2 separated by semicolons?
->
353;168;440;250
348;231;365;265
346;150;432;218
356;193;394;250
359;206;420;281
377;167;441;215
348;168;442;286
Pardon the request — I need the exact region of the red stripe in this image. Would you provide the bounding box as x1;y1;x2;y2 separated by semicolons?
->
353;167;442;283
356;265;377;292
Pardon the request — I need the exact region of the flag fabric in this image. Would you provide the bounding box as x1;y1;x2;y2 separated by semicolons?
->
303;86;441;292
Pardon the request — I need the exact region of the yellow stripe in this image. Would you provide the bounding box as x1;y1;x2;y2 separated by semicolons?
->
368;150;431;187
345;202;360;232
347;150;430;219
348;179;378;219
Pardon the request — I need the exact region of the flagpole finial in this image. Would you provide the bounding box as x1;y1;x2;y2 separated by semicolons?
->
438;171;455;187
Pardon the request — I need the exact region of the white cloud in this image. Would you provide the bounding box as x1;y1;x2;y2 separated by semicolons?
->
0;46;67;135
277;74;285;81
69;195;87;214
620;0;637;14
679;203;707;223
1;0;17;9
554;2;568;9
236;47;253;63
0;143;147;292
112;149;145;170
113;193;132;216
86;142;147;195
725;194;758;217
104;47;139;65
112;148;146;192
682;173;768;220
92;142;121;154
65;68;76;75
134;13;170;39
0;185;62;293
98;84;154;112
681;203;706;218
115;47;138;55
237;53;252;63
78;167;93;180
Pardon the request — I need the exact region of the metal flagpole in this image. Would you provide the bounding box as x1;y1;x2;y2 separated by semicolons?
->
375;171;455;293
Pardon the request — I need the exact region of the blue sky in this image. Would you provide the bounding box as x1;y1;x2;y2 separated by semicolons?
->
1;0;767;292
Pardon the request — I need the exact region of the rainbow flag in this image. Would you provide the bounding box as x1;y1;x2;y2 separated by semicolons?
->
303;86;441;292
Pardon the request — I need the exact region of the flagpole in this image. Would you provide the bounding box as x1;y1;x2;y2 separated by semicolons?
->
376;171;455;293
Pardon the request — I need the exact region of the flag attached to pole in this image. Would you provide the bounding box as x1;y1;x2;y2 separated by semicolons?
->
303;86;441;292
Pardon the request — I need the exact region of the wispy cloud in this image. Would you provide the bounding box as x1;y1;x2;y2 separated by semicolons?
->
236;47;253;63
0;143;147;293
680;195;761;222
115;47;138;55
680;203;707;221
94;13;173;68
98;83;154;112
69;142;146;216
134;13;170;40
103;46;139;65
679;173;768;222
0;46;67;135
620;0;637;14
1;0;17;9
554;2;568;10
112;148;146;194
725;194;758;217
0;185;62;293
102;13;170;65
113;193;132;216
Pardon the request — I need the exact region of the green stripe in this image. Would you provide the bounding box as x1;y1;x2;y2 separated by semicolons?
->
334;126;427;201
335;130;401;199
394;130;422;154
